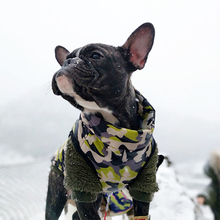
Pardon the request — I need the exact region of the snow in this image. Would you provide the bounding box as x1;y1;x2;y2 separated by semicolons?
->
0;155;213;220
151;161;195;219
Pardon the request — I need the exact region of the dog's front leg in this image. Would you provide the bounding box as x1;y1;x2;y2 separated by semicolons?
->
45;170;68;220
133;199;150;220
73;194;102;220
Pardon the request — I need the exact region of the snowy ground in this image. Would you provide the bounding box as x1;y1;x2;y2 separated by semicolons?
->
0;153;214;220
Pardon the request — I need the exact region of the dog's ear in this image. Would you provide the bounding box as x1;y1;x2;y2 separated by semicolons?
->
122;23;155;70
55;46;70;66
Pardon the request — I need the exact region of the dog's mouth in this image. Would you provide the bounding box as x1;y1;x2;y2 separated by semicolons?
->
55;74;74;95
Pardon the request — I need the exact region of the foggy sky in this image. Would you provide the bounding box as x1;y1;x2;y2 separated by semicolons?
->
0;0;220;163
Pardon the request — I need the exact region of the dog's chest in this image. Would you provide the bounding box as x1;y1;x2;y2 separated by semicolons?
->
74;111;154;192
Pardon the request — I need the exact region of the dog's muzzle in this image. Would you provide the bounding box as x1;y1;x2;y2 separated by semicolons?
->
56;57;81;77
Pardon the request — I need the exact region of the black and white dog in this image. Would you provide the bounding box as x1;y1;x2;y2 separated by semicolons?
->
46;23;163;220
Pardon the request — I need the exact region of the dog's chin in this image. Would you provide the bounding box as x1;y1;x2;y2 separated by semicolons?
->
56;75;75;95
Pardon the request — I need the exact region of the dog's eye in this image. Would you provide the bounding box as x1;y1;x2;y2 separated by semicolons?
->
90;52;103;60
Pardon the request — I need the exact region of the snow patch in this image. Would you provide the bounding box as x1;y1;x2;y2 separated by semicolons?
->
151;161;195;219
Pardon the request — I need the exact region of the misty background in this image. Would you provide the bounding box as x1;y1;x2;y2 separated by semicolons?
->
0;0;220;164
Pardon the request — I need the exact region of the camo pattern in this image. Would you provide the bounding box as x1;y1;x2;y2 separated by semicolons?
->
104;191;133;214
75;89;156;192
51;141;66;175
51;89;156;192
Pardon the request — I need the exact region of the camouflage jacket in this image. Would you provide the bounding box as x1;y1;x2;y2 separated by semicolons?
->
51;89;159;202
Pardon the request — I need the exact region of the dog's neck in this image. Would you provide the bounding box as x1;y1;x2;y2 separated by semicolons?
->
84;85;139;130
111;86;139;130
55;73;139;129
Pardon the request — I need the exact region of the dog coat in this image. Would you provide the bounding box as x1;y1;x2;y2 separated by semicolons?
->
51;89;159;202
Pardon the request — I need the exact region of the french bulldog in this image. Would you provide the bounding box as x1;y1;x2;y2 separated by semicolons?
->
46;23;163;220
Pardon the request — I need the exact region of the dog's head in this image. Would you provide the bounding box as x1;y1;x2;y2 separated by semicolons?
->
52;23;155;113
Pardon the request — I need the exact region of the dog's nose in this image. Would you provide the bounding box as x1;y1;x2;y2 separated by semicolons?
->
55;57;81;78
63;57;80;67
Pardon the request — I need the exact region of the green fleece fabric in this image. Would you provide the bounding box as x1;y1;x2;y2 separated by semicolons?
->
64;136;102;202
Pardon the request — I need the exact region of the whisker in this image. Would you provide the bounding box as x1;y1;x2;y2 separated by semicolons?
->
42;81;52;96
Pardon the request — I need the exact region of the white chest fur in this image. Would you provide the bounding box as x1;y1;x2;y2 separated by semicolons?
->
56;75;119;125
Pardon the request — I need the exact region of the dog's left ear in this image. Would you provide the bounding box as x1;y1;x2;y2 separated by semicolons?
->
122;23;155;70
55;46;70;66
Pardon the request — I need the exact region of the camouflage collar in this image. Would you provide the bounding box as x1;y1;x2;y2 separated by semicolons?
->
81;89;155;134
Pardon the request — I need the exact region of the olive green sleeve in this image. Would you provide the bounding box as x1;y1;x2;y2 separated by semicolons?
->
64;137;102;202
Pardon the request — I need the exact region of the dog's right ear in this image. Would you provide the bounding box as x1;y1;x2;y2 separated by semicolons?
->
55;46;70;66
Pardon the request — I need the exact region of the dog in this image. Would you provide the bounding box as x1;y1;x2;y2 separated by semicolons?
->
45;23;163;220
